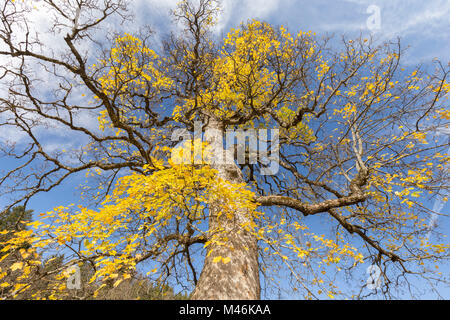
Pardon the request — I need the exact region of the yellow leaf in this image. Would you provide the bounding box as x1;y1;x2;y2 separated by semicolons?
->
10;262;23;271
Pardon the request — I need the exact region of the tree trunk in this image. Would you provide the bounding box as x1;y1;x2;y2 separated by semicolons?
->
191;120;260;300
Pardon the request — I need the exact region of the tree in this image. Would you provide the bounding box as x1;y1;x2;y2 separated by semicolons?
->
0;206;42;298
0;0;449;299
0;206;32;233
0;206;33;270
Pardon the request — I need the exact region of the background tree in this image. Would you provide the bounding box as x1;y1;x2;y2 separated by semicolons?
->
0;0;449;299
0;206;32;233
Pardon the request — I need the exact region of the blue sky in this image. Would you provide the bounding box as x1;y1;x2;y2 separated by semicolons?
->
0;0;449;299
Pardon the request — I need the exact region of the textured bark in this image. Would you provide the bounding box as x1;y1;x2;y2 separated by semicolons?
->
191;120;260;300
